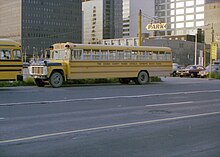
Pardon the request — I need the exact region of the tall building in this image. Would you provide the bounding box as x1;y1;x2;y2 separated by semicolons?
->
0;0;82;56
82;0;123;44
155;0;205;36
122;0;155;38
204;0;220;45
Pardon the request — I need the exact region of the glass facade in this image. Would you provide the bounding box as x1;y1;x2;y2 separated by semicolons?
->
122;0;155;38
0;0;82;56
82;0;123;44
155;0;205;36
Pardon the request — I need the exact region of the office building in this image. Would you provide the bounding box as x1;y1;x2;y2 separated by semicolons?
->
82;0;123;44
0;0;82;56
155;0;205;36
204;0;220;45
122;0;155;38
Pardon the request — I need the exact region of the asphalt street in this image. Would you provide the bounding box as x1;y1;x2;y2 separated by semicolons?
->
0;77;220;157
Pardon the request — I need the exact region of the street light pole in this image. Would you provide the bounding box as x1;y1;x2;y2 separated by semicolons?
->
138;9;142;46
194;32;197;65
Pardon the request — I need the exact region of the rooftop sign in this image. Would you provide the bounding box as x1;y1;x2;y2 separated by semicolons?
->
146;23;167;31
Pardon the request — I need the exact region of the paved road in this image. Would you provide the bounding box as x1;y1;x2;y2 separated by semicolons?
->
0;77;220;157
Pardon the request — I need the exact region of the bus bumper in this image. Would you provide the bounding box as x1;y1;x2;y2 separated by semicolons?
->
17;75;23;81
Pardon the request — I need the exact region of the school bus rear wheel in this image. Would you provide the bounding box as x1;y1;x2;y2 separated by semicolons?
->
49;72;64;88
134;71;149;85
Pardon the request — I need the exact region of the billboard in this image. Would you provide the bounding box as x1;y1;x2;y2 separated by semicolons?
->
146;23;167;31
211;42;218;60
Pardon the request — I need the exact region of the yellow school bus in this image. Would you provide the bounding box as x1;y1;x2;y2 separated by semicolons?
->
0;39;23;81
29;42;172;87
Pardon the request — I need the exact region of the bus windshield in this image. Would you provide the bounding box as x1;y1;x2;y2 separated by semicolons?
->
51;49;70;60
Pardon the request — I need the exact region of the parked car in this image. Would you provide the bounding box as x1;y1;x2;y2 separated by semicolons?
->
176;65;205;78
198;64;220;78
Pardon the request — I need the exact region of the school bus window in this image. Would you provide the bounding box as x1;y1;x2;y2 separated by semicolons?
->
152;51;158;60
109;50;117;60
124;51;131;60
131;51;138;60
13;50;21;59
52;50;67;60
158;51;165;60
0;50;11;60
100;50;108;60
165;52;172;60
137;51;144;60
116;51;124;60
71;49;82;60
91;50;100;60
82;49;90;60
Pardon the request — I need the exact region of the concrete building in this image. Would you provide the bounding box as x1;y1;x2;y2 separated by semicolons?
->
0;0;82;56
122;0;155;38
155;0;205;36
82;0;123;44
204;0;220;45
103;37;208;66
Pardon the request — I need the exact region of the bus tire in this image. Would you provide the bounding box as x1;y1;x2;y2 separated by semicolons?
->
35;79;45;87
119;78;130;84
134;71;149;85
49;72;64;88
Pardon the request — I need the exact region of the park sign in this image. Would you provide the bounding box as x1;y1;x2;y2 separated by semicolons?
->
146;23;167;31
211;42;218;60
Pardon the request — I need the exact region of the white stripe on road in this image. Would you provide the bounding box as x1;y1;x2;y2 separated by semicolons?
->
0;89;220;106
145;101;193;107
1;111;220;144
0;117;5;120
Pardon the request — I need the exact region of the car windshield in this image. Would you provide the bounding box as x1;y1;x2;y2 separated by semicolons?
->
185;65;196;70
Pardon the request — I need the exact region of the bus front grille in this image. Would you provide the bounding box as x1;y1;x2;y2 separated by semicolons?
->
32;67;43;75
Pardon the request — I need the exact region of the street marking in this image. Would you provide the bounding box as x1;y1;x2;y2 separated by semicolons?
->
0;117;5;120
145;101;193;107
1;89;220;106
1;111;220;144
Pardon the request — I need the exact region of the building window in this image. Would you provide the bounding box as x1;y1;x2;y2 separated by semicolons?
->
186;22;194;27
196;21;204;27
176;2;184;8
176;15;184;22
186;14;194;20
196;6;204;12
176;9;184;15
186;1;194;7
196;13;204;20
186;8;194;14
176;23;184;28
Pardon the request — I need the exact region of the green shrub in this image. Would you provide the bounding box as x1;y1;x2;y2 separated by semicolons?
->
0;77;35;87
0;76;162;87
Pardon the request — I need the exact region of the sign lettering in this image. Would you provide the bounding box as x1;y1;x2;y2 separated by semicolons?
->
146;23;167;30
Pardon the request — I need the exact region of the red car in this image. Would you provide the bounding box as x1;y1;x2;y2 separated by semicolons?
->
176;65;205;78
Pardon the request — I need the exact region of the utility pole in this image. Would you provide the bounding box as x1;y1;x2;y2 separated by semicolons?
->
210;23;214;78
138;9;142;46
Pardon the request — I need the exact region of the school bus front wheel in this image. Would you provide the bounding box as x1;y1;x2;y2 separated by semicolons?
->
49;72;64;88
